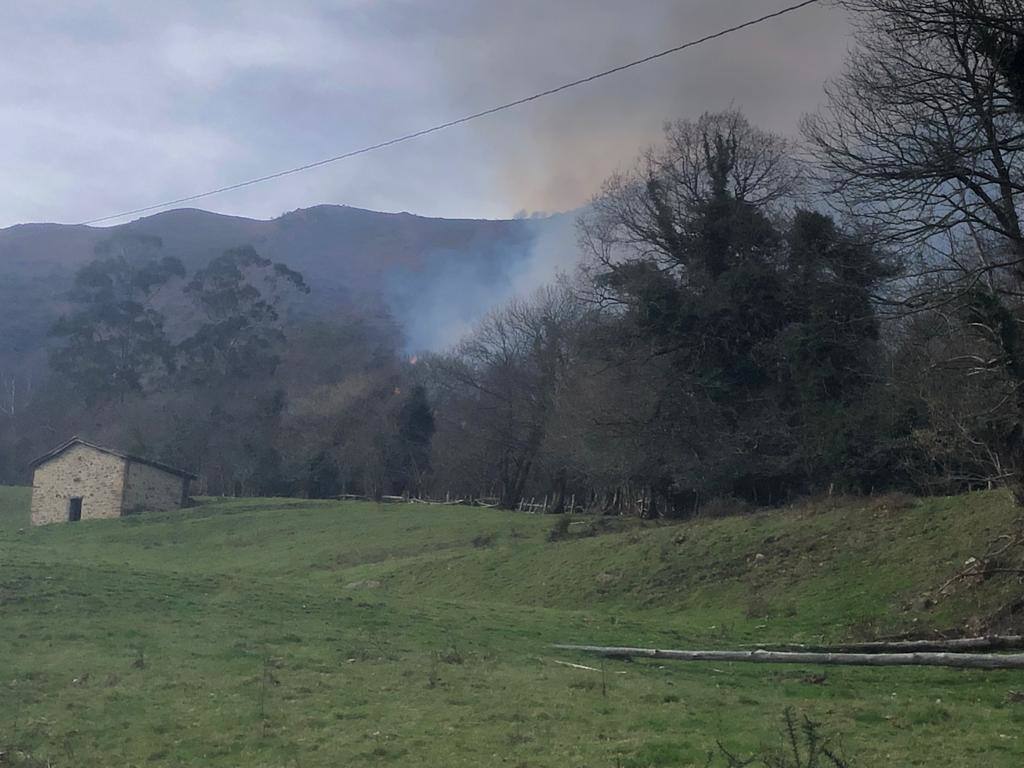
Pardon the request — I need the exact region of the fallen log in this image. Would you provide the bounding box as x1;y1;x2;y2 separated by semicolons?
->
553;644;1024;670
741;635;1024;654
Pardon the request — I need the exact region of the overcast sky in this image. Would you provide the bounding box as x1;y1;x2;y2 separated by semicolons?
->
0;1;851;228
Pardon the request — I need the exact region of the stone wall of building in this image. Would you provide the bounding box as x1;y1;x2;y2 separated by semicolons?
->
122;461;188;515
30;444;127;526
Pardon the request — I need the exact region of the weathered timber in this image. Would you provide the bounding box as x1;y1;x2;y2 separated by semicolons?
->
741;635;1024;654
550;659;600;672
553;644;1024;670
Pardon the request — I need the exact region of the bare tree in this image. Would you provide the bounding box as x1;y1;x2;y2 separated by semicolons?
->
580;109;803;294
889;310;1016;490
426;285;586;509
804;0;1024;266
0;371;32;417
805;0;1024;498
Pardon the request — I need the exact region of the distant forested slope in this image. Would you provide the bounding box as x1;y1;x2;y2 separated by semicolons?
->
0;204;569;378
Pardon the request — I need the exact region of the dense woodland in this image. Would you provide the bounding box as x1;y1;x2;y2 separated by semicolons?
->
2;0;1023;516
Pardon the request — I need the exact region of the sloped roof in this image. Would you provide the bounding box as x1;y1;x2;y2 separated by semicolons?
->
29;437;197;479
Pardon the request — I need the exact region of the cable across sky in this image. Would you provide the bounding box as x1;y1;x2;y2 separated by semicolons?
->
76;0;821;226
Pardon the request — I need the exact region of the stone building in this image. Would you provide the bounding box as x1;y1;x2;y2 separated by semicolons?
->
29;437;195;526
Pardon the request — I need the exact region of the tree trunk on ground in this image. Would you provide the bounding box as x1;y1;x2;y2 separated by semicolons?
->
742;635;1024;653
554;644;1024;670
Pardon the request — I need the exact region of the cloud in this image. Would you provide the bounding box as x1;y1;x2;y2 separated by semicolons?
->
0;0;850;228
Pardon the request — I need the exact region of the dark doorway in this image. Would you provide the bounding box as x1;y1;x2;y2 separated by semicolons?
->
68;497;83;522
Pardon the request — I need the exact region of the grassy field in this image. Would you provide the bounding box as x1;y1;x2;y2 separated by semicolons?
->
1;486;1023;766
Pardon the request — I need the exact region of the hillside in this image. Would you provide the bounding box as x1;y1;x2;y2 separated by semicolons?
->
0;205;574;373
1;489;1023;766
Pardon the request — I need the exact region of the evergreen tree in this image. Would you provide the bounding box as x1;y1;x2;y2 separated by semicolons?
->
49;232;184;403
582;111;892;508
394;384;435;496
180;245;308;385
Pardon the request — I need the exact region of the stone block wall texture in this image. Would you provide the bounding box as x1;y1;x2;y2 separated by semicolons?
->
30;443;127;525
122;461;188;515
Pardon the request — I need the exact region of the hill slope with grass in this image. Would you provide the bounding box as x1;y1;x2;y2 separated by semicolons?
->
1;487;1023;766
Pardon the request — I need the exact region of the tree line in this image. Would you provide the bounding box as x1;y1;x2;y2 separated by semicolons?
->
1;0;1022;516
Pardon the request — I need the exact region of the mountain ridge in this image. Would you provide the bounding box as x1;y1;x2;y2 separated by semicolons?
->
0;203;578;368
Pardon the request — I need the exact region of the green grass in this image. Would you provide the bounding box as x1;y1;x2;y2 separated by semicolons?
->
1;486;1023;766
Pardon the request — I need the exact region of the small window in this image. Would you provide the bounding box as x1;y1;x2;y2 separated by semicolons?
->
68;497;83;522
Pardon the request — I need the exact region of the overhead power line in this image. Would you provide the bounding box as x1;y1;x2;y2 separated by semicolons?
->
76;0;820;226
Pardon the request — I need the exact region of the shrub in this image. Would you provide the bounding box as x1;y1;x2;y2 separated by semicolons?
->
716;708;851;768
745;592;771;620
869;491;917;513
581;516;630;537
546;515;571;542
